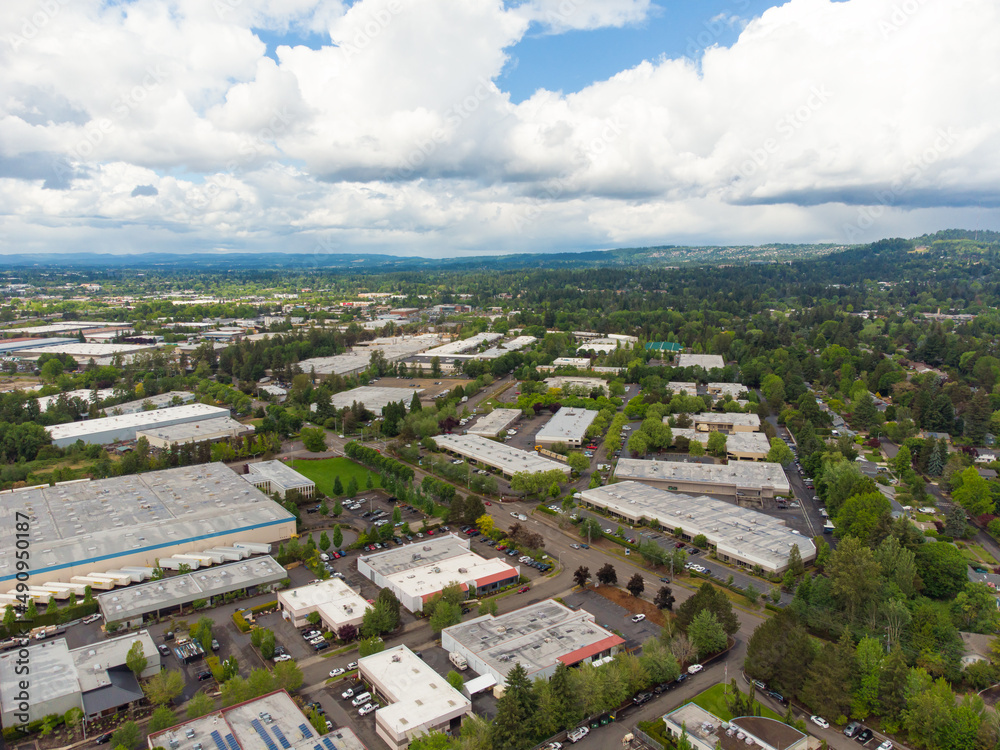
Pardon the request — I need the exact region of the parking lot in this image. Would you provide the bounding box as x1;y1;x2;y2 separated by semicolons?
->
561;589;662;646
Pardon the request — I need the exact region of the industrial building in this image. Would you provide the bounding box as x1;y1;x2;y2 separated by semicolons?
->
102;392;197;415
433;434;571;477
676;354;725;370
330;385;423;415
136;417;252;449
277;578;371;630
550;357;592;368
706;383;748;399
0;463;295;593
575;337;631;354
0;631;159;726
297;334;443;377
357;534;519;613
580;482;814;574
245;461;316;499
467;408;521;438
666;382;699;394
10;342;157;363
663;703;808;750
688;412;761;434
441;600;624;685
535;408;599;448
543;376;607;393
98;555;286;627
46;402;230;446
613;458;788;500
360;645;471;750
671;429;772;461
424;332;504;357
35;388;115;412
147;690;366;750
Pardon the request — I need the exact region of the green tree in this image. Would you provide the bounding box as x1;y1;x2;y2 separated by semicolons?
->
827;536;882;622
566;452;590;473
706;430;728;457
766;438;794;465
761;374;785;410
144;669;185;706
638;637;681;685
446;670;464;690
148;705;178;733
332;525;343;548
332;475;344;495
274;660;304;692
799;632;854;720
301;427;327;452
126;640;148;677
111;721;141;750
347;476;359;496
953;582;1000;632
916;542;969;599
186;691;215;719
545;661;584;732
744;609;814;698
688;439;705;457
676;582;740;636
892;444;912;475
63;707;85;741
688;609;727;658
953;466;994;516
429;601;462;633
492;663;538;750
851;636;883;719
319;531;331;551
834;491;891;541
408;732;455;750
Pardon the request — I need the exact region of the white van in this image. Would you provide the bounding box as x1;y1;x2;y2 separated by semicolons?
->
351;692;372;707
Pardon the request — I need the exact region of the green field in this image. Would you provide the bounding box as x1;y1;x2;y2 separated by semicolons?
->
691;682;784;722
289;457;381;497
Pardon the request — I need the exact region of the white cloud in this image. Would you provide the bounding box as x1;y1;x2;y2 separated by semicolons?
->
0;0;997;257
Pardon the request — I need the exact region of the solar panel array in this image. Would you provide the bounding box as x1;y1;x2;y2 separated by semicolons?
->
297;724;313;740
224;734;240;750
250;720;277;750
271;725;292;749
210;730;227;750
322;738;339;750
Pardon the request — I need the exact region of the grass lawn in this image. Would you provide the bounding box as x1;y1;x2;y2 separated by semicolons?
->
960;544;997;566
289;457;381;497
915;512;936;522
692;683;784;722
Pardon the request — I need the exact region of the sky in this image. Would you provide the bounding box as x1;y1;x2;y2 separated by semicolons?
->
1;0;998;258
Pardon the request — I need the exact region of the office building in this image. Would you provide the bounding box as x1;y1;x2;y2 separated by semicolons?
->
246;461;316;499
613;458;788;500
433;434;570;477
535;408;599;448
467;409;521;438
663;703;808;750
277;578;371;630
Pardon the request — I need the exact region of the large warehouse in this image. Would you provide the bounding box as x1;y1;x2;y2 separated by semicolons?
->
330;385;423;415
297;334;443;377
535;408;599;448
0;631;159;726
136;416;252;449
357;534;519;612
0;463;296;593
676;353;725;370
441;600;624;685
613;458;789;500
468;408;521;438
360;645;471;750
433;433;570;477
46;403;230;447
581;482;814;574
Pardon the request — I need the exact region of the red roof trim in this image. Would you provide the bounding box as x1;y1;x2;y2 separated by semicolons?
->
557;635;625;665
475;568;520;587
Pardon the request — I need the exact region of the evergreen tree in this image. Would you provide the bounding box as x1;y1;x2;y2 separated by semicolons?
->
547;662;583;732
492;663;538;750
410;392;422;412
332;476;344;495
346;476;359;497
799;631;854;720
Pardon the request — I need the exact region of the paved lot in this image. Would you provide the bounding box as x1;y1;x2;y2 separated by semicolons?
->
561;589;661;645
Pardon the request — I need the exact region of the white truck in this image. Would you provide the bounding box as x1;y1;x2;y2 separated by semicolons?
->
449;652;468;671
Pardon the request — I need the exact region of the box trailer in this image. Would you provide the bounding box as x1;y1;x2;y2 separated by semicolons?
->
233;542;271;555
204;547;246;562
120;567;156;581
70;576;116;590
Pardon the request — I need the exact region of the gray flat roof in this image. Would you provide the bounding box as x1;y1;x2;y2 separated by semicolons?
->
443;600;623;680
0;640;78;714
247;461;315;491
615;458;789;492
47;403;229;442
330;386;423;414
536;408;599;443
136;417;250;443
424;333;503;356
676;354;725;369
359;534;473;577
434;434;570;475
468;408;521;437
14;342;155;359
99;556;286;622
299;334;443;375
671;429;771;455
689;412;761;428
0;337;77;353
581;482;814;570
103;391;196;415
0;463;293;588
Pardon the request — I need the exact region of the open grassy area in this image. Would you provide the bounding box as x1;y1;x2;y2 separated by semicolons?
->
960;543;997;566
289;457;381;497
692;683;784;722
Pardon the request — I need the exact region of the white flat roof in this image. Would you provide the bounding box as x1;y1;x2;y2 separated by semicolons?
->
424;332;504;357
615;458;788;492
298;334;443;375
666;382;698;394
0;463;292;590
360;645;470;737
543;377;607;391
47;403;229;442
279;578;371;625
672;429;771;454
689;412;760;429
468;408;521;437
434;433;570;475
536;408;599;444
247;461;315;490
14;342;155;359
330;385;423;414
581;482;814;570
136;417;250;443
707;382;748;397
676;354;725;369
552;357;591;367
36;388;115;412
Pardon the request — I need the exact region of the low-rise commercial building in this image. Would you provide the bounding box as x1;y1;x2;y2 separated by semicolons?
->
688;412;761;434
246;461;316;499
706;383;748;399
360;645;471;750
330;385;424;415
46;402;230;446
580;482;813;574
0;631;159;726
551;357;592;368
666;382;699;394
357;534;519;613
137;417;252;449
99;556;286;627
147;689;366;750
277;578;371;630
468;408;521;438
535;408;599;448
543;377;607;393
0;462;294;592
663;703;808;750
433;434;570;477
613;458;789;500
441;600;624;684
676;354;725;370
671;429;771;461
298;334;443;377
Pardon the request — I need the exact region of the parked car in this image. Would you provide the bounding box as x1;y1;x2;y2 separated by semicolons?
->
810;715;830;729
347;661;358;670
518;586;530;593
844;722;861;738
767;690;787;705
95;733;113;744
876;741;893;750
274;654;292;662
157;644;171;657
329;668;345;678
341;687;355;700
82;613;102;625
855;729;874;744
358;703;377;716
567;727;589;744
196;670;212;681
631;614;646;623
687;664;704;674
632;692;652;706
